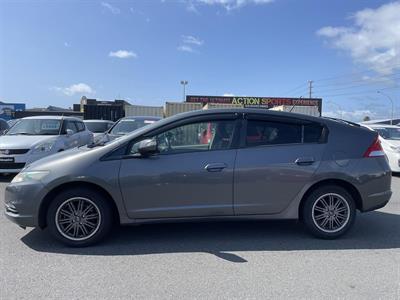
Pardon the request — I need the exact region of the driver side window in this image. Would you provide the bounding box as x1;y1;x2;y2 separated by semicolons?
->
129;120;236;155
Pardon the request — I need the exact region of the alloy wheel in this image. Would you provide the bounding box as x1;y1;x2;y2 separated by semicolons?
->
311;193;350;233
55;197;102;241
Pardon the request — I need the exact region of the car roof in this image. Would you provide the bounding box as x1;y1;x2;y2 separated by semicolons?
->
120;116;162;120
83;119;114;123
22;115;83;121
165;108;326;123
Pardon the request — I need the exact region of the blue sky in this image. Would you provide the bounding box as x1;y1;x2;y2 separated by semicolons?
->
0;0;399;121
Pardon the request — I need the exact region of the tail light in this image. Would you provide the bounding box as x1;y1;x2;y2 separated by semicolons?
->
363;136;385;158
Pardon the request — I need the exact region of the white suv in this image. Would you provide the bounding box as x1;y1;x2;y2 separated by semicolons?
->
0;116;93;173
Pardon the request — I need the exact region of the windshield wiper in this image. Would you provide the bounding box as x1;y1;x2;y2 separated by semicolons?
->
7;132;33;135
87;141;106;148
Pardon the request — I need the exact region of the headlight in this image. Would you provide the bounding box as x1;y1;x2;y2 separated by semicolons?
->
12;171;50;183
31;140;56;154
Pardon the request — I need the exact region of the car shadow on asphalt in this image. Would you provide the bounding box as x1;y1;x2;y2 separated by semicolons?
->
21;211;400;263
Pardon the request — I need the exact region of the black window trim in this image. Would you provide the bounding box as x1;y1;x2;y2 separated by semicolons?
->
241;114;328;149
103;113;243;160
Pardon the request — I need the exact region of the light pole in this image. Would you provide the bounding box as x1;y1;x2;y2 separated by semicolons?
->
377;90;394;125
180;80;188;101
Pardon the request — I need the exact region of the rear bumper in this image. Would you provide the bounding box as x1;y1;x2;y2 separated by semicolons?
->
361;189;392;212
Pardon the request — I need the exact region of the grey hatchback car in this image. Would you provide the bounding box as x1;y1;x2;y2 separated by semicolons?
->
5;109;392;246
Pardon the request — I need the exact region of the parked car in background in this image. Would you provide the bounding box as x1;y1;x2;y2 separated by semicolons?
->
0;116;93;173
7;119;20;129
104;116;161;142
5;109;391;246
0;118;10;135
83;120;114;144
361;123;400;172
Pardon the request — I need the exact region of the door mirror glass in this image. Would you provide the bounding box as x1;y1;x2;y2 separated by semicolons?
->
66;129;74;136
138;139;158;156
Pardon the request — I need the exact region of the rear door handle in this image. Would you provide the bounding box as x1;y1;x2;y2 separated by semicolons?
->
205;163;227;172
295;157;315;166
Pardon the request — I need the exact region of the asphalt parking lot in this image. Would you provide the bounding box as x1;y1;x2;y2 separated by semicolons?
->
0;176;399;299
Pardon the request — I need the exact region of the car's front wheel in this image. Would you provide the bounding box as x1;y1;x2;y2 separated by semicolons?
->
46;187;113;247
302;185;356;239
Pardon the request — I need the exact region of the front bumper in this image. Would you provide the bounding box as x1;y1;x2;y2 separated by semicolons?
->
0;152;52;173
4;181;48;228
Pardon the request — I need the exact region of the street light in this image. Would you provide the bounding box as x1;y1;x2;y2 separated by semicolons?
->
180;80;188;101
377;90;394;125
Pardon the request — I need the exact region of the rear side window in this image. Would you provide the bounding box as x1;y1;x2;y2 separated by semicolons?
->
246;119;325;147
246;120;302;147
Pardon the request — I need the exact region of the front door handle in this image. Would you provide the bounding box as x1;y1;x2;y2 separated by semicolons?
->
295;157;315;166
205;163;227;172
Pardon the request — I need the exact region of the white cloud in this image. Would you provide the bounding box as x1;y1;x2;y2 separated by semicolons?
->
223;93;235;96
64;42;70;47
178;35;203;53
177;45;195;53
323;109;376;122
101;2;121;14
195;0;274;10
317;2;400;75
182;35;204;46
51;83;95;96
109;50;137;58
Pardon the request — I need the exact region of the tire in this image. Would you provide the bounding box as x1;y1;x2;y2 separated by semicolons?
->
46;187;113;247
302;185;356;239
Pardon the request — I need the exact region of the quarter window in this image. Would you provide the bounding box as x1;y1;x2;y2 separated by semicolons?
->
304;124;324;143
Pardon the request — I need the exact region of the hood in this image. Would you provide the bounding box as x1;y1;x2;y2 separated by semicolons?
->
25;146;90;171
0;135;57;149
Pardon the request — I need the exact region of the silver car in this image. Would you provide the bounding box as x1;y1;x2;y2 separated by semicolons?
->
0;116;93;173
83;120;114;144
4;109;392;246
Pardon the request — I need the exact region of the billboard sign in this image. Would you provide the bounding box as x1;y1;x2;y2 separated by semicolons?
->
0;103;26;120
186;95;322;114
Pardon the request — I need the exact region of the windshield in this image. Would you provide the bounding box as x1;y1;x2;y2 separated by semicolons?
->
6;119;61;135
374;127;400;140
109;119;157;135
85;122;112;133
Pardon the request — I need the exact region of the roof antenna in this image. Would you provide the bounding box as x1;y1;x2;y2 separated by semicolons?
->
289;96;302;112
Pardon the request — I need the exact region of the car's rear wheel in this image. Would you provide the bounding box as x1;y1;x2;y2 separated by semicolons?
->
46;188;113;246
302;185;356;239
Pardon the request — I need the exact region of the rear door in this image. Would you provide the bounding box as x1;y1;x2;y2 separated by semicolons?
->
234;114;327;215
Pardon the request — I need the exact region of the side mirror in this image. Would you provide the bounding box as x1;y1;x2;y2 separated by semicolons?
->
66;129;74;137
138;139;158;156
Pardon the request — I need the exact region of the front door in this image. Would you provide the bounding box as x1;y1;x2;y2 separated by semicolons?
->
119;116;239;219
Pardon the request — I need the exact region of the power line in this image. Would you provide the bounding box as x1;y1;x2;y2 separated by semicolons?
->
315;86;399;98
311;63;400;83
313;79;400;94
313;73;400;89
282;82;308;96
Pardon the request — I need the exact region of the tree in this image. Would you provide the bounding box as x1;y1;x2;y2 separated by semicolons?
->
363;116;371;122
